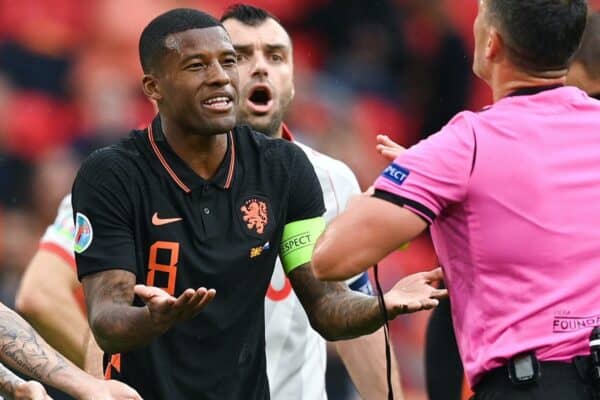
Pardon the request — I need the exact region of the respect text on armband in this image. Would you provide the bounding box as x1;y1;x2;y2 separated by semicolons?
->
281;232;313;256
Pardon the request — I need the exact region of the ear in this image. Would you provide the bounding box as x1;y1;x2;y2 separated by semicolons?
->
486;28;504;62
142;74;162;102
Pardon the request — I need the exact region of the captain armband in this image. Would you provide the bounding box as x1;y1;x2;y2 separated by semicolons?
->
280;217;326;275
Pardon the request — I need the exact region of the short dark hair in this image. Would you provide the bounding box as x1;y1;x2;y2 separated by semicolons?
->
572;12;600;79
220;4;280;26
486;0;588;72
139;8;222;73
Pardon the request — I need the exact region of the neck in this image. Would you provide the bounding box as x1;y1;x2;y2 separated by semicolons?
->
272;123;284;139
160;115;228;181
489;65;567;102
581;79;600;97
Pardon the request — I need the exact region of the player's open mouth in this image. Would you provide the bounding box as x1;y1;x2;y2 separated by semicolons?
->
246;85;273;114
202;95;233;112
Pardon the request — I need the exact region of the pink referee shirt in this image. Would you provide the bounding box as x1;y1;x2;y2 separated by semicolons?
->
374;86;600;386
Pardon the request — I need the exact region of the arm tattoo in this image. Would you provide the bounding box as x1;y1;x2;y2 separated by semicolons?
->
290;265;383;341
0;306;69;390
0;362;25;398
0;308;68;382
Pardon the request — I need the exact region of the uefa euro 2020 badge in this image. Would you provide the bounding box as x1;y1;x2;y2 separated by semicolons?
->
74;212;93;254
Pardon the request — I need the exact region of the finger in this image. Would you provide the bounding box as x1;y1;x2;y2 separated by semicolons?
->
430;288;448;299
421;267;444;282
381;148;401;161
190;288;216;314
376;134;400;148
134;284;167;301
420;298;440;310
173;288;197;308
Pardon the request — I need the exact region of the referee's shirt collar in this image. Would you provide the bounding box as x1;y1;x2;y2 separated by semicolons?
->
147;116;236;193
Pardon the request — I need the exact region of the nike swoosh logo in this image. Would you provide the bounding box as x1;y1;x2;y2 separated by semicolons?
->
152;213;183;226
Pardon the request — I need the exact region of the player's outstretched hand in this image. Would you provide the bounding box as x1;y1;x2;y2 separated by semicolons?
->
134;285;216;329
376;134;406;161
14;381;52;400
383;268;448;318
79;378;142;400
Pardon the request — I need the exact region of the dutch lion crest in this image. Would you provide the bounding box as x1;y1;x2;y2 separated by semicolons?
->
241;198;269;234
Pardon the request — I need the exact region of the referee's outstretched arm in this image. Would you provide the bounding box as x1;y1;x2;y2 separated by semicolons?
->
312;195;426;282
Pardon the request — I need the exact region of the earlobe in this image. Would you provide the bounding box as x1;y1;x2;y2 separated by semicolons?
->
142;75;162;102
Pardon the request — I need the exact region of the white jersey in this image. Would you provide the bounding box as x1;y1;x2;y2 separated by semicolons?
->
39;194;76;266
265;133;372;400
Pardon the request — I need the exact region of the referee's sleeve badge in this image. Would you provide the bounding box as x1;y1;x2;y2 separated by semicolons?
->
382;163;410;186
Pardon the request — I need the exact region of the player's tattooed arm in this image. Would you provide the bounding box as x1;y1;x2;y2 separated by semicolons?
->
0;304;69;382
289;264;383;341
83;269;215;353
0;361;25;398
0;302;115;399
290;264;447;341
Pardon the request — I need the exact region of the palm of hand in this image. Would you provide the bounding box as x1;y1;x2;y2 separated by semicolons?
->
384;269;447;318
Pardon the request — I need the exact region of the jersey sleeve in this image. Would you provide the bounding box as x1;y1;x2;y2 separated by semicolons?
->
285;144;326;223
71;149;137;280
39;194;76;268
373;112;476;223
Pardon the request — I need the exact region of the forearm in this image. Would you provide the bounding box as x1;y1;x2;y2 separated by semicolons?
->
90;304;164;353
290;266;385;341
18;294;88;368
16;249;88;367
0;303;92;399
335;329;403;399
0;362;26;399
309;289;384;340
83;330;103;378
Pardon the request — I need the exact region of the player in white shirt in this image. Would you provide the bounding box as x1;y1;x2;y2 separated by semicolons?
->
264;125;376;400
222;5;402;399
17;5;405;400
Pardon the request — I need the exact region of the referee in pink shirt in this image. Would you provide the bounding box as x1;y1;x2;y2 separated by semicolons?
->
312;0;600;398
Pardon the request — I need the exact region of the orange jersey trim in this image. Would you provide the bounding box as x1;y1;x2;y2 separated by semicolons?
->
104;353;121;380
224;131;235;189
147;125;191;193
148;126;236;191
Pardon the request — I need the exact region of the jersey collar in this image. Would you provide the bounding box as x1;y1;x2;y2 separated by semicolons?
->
147;116;236;193
281;123;295;142
507;84;564;98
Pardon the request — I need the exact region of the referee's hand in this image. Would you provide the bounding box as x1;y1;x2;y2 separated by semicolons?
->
383;268;447;318
134;285;216;329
